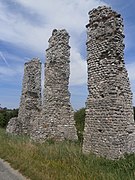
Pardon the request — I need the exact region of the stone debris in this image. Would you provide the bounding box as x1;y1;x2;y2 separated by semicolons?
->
31;29;78;141
83;6;135;159
6;58;42;136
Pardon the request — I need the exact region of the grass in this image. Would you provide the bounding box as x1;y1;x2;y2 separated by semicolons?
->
0;128;135;180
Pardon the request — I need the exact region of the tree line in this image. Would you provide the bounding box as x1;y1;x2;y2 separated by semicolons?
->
0;108;18;128
0;106;134;143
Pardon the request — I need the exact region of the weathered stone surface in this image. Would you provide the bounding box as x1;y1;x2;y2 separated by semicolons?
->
6;58;42;136
6;117;21;135
19;58;42;135
31;29;78;141
83;6;135;159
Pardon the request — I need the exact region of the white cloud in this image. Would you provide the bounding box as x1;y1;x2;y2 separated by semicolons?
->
126;62;135;105
126;62;135;81
0;51;9;66
0;0;106;86
14;0;105;33
0;66;15;76
70;48;87;85
0;0;106;52
0;65;23;80
1;0;135;108
41;63;44;92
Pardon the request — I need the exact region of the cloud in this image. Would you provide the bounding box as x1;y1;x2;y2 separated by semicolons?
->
0;66;15;77
70;48;87;85
14;0;105;33
0;0;106;86
1;0;135;108
0;64;23;81
126;62;135;105
0;51;9;66
0;0;106;51
126;62;135;81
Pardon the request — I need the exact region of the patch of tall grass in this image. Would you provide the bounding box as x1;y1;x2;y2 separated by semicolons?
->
0;128;135;180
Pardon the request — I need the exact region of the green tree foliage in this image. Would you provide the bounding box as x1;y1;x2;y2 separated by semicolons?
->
74;108;85;143
0;108;18;128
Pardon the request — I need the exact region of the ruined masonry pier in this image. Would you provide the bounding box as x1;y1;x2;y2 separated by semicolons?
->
6;58;42;135
31;29;78;141
83;6;135;159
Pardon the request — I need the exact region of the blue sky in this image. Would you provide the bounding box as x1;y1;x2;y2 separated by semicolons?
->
0;0;135;110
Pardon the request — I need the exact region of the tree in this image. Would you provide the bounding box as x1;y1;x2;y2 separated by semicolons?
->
74;108;85;144
0;108;18;128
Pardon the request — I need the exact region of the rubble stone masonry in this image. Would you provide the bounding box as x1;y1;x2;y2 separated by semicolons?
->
31;29;78;141
6;6;135;159
6;58;42;135
83;6;135;159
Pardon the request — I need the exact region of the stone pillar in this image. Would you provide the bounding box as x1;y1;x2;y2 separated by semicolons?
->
6;117;21;135
83;6;135;159
18;58;42;135
6;58;42;135
33;29;77;141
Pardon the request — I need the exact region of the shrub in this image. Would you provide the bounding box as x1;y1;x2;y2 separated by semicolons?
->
74;108;85;143
0;108;18;128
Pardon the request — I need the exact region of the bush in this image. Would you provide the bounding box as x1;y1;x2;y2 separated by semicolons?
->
74;108;85;143
0;108;18;128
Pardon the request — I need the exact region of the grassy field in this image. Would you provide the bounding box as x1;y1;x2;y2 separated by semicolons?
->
0;128;135;180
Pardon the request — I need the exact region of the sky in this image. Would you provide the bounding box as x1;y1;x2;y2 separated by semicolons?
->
0;0;135;110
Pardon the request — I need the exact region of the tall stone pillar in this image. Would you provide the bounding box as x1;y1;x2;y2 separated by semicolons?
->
18;58;42;135
6;58;42;135
83;6;135;159
33;29;77;141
